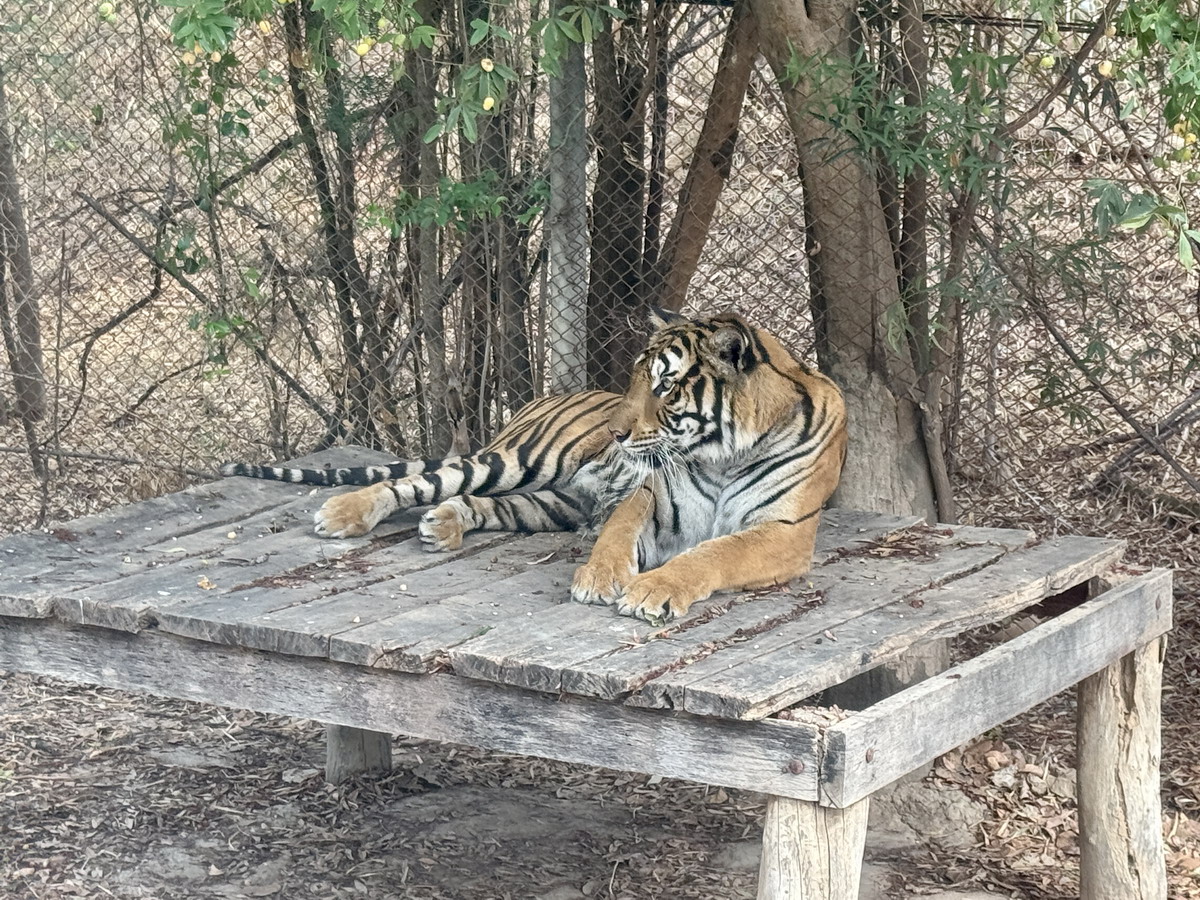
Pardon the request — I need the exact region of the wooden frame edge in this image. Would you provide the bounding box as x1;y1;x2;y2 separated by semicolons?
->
0;616;824;800
819;569;1173;808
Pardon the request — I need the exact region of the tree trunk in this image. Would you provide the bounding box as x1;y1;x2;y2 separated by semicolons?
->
650;0;758;312
546;11;590;394
0;64;46;424
587;0;647;392
748;0;936;521
896;0;955;524
283;4;378;446
411;0;455;454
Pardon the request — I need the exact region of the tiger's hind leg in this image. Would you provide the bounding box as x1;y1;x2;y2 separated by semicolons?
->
417;490;590;552
314;479;425;538
314;456;483;538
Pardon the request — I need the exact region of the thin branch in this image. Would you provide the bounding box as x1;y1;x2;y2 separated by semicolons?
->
1003;0;1122;138
980;233;1200;498
0;444;213;479
106;359;206;427
74;191;339;431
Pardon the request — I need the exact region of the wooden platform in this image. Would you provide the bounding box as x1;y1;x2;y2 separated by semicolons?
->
0;448;1173;899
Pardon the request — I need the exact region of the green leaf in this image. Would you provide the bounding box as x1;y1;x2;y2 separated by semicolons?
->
469;17;489;46
1181;230;1196;270
422;119;444;143
557;18;581;42
461;107;478;143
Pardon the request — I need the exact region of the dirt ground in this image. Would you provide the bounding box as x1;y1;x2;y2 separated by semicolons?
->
1;655;1196;900
0;668;1045;900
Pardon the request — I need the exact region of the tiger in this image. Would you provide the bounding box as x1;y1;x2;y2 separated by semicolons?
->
221;308;848;622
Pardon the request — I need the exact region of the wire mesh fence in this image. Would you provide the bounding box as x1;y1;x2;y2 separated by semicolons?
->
0;0;1197;580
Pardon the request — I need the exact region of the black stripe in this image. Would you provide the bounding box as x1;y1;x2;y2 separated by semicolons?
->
773;508;821;526
525;493;578;531
749;470;814;514
424;472;444;502
460;458;477;490
475;452;505;494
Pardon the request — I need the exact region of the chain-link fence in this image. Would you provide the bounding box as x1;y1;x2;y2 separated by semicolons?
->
0;0;1197;579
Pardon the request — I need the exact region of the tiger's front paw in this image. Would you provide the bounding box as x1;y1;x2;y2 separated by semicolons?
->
313;484;397;538
570;552;636;606
615;570;708;623
418;498;473;552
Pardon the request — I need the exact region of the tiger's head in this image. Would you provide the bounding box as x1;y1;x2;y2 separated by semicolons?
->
606;308;823;464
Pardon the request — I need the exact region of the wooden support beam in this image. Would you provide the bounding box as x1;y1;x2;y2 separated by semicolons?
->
821;570;1172;807
325;724;393;783
0;617;823;800
1077;635;1168;900
757;795;869;900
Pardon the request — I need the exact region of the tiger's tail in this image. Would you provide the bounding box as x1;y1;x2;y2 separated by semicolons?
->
219;458;452;486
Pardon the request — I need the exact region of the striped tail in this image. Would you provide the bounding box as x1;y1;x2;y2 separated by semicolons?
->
219;459;439;486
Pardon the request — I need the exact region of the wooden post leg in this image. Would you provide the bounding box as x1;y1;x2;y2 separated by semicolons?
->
324;724;393;783
1077;636;1167;900
757;795;869;900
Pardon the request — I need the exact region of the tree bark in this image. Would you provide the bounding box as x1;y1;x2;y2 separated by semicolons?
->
650;0;759;312
748;0;936;521
587;0;647;392
547;13;589;394
411;0;455;454
283;4;379;446
0;64;46;424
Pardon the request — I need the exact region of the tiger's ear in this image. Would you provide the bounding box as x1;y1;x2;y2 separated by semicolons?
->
647;306;687;331
708;323;753;372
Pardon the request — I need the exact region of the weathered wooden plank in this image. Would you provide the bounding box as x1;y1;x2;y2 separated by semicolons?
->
0;481;305;615
0;616;824;801
148;527;513;651
53;525;382;633
757;795;869;900
215;532;572;659
809;509;925;554
474;522;1022;699
625;525;1037;713
656;535;1123;720
820;569;1172;808
326;534;584;669
0;446;397;623
358;512;918;685
544;514;924;699
446;596;656;690
1078;633;1168;899
338;556;590;673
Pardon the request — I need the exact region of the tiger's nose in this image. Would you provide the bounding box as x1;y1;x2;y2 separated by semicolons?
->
610;428;631;443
